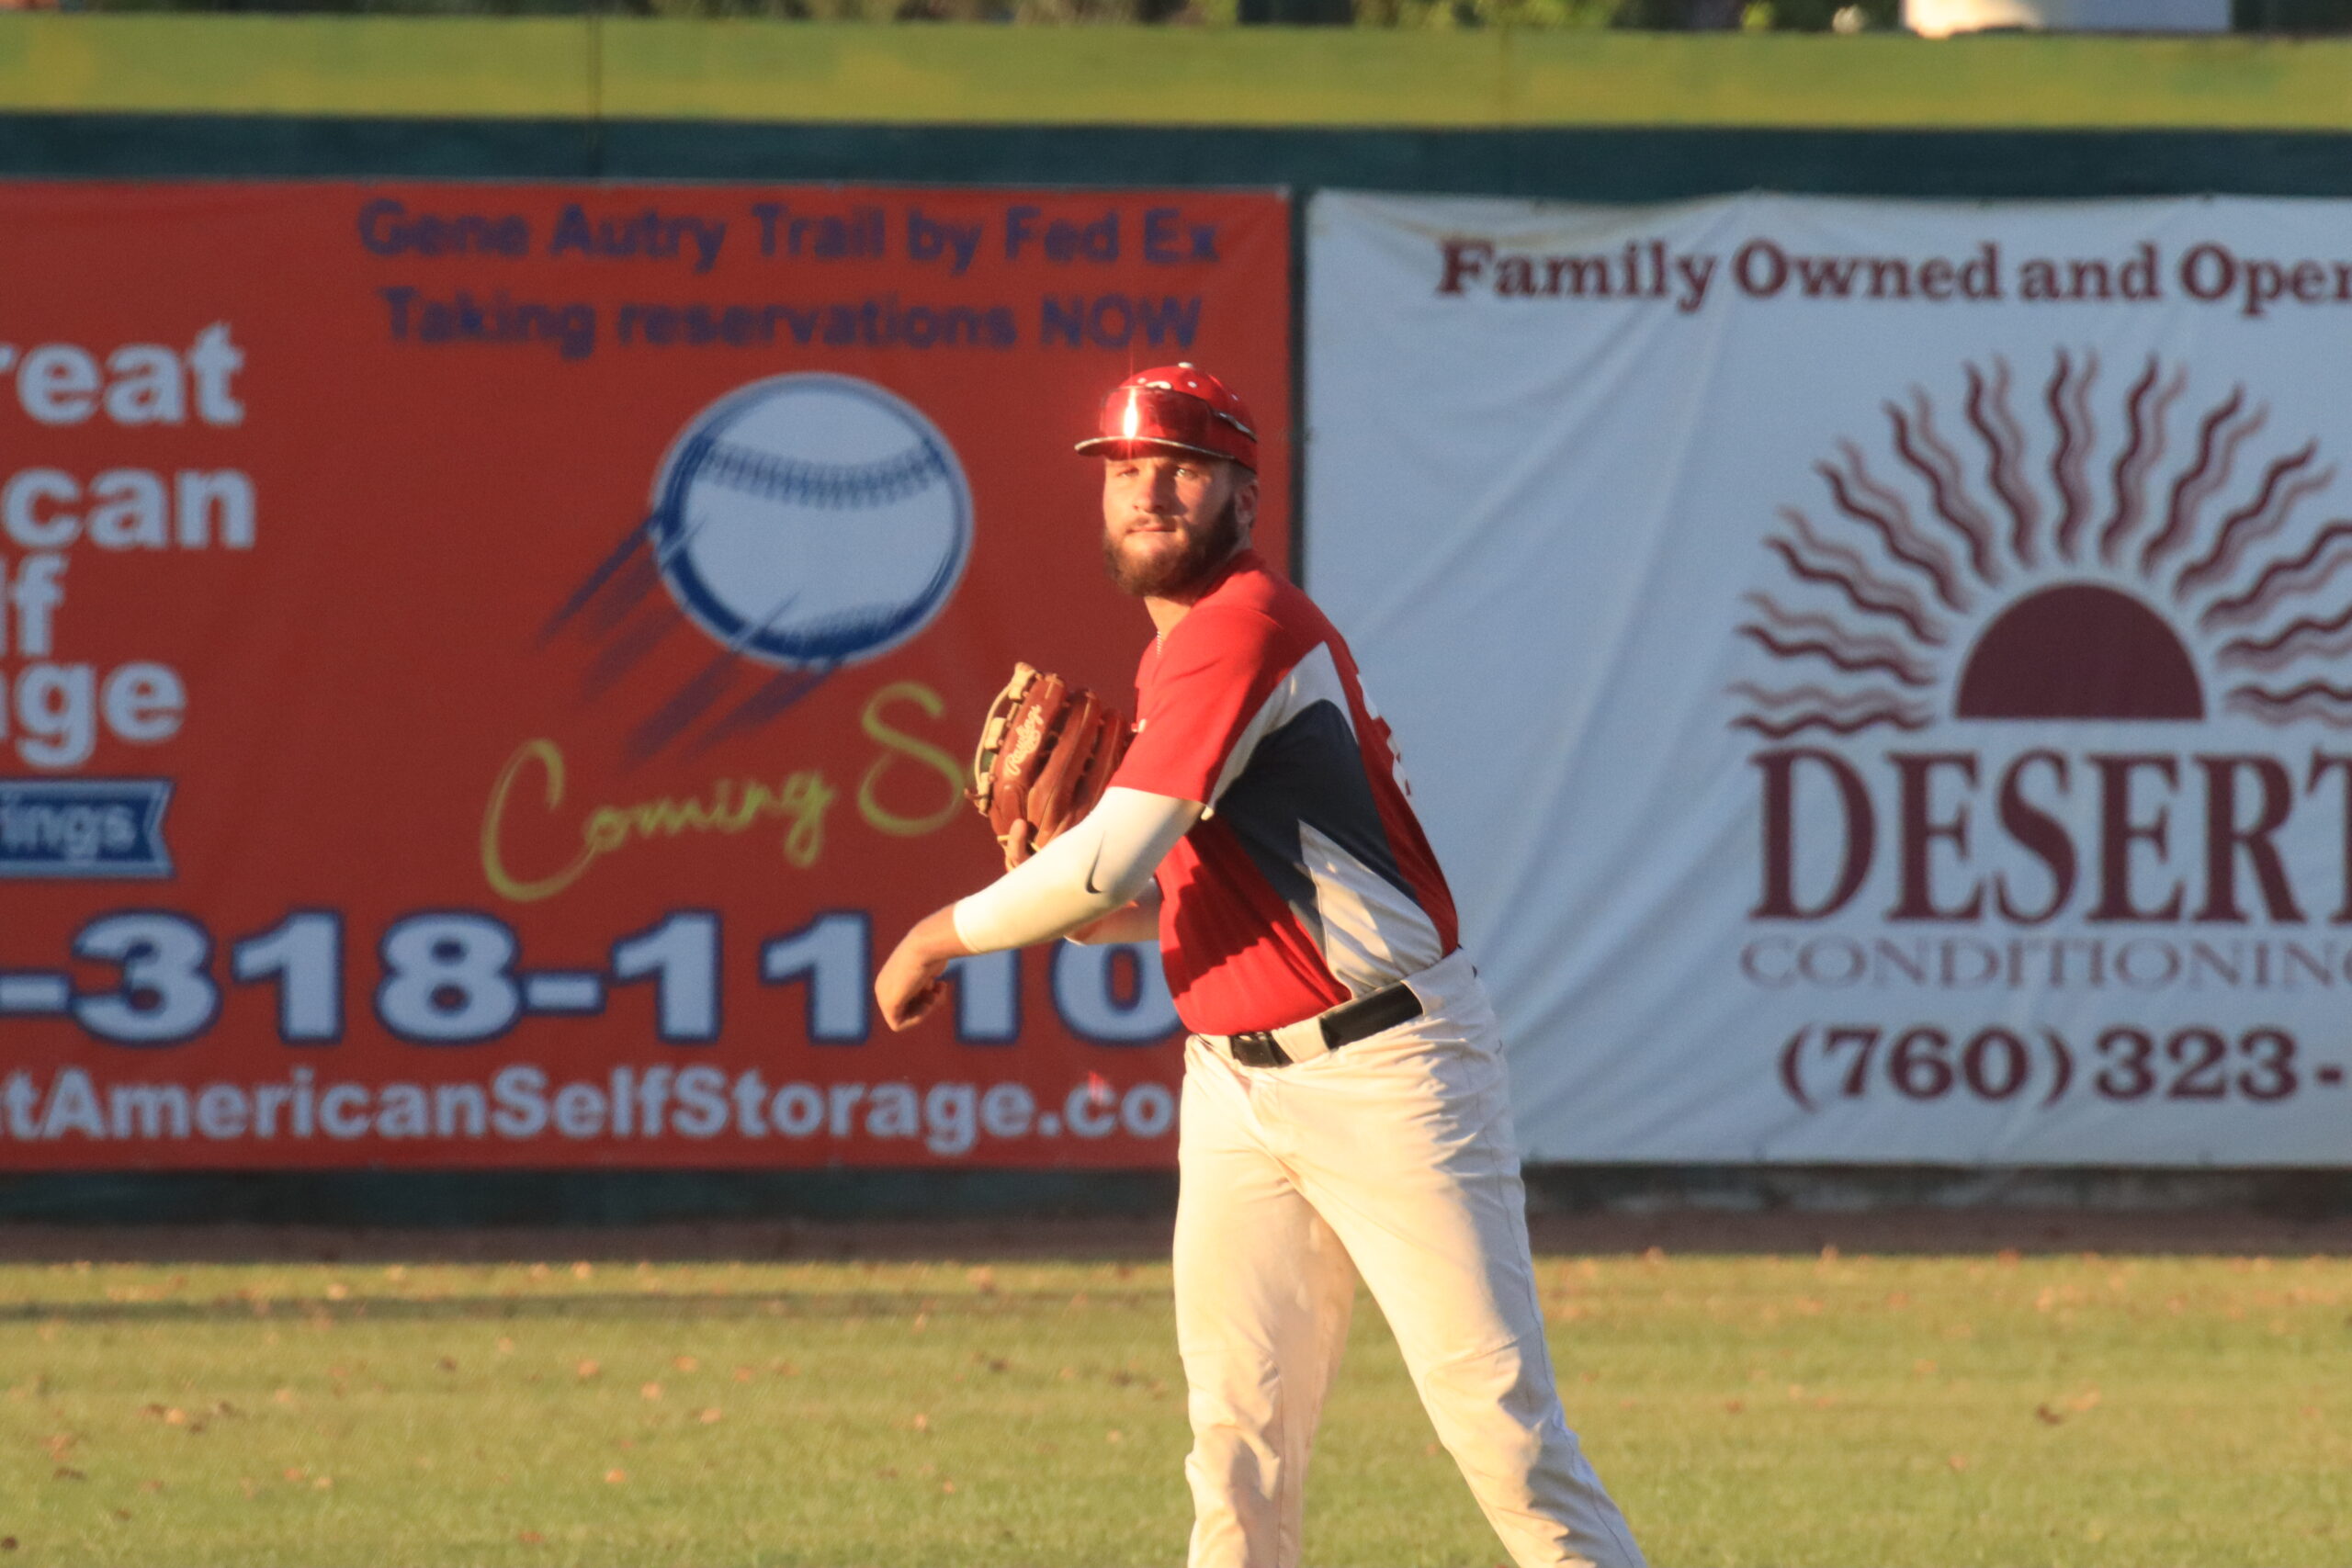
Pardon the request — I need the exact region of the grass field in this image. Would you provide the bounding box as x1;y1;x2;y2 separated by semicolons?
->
2;1238;2347;1567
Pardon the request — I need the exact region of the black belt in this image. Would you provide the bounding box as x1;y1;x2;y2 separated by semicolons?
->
1224;980;1425;1069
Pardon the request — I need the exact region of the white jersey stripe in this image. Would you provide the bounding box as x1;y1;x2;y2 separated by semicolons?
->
1204;641;1355;816
1297;820;1447;995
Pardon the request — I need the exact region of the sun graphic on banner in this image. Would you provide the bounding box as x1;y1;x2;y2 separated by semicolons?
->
1731;351;2352;737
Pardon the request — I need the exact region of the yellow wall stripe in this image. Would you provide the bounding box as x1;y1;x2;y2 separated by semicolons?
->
5;16;2352;132
0;16;592;119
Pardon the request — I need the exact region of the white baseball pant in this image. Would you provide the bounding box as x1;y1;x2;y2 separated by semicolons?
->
1171;949;1645;1568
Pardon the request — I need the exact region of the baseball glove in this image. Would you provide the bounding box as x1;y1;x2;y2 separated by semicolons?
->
968;663;1133;866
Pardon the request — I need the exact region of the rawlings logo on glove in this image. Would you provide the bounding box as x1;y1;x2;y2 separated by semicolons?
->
968;663;1132;869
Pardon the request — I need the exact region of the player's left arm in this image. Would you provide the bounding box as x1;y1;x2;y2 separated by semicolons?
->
875;787;1199;1031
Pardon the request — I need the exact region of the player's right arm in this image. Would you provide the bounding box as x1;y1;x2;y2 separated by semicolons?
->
1063;886;1164;945
994;821;1163;944
874;787;1196;1031
949;786;1197;951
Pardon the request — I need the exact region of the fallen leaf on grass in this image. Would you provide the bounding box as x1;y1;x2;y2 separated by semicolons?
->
576;1360;601;1381
698;1408;723;1425
734;1366;753;1382
941;1481;957;1495
274;1389;295;1404
517;1530;545;1545
604;1469;628;1484
52;1467;84;1482
673;1355;698;1372
1106;1429;1125;1444
2035;1404;2064;1426
640;1382;663;1401
571;1262;594;1280
311;1476;333;1490
437;1358;458;1372
911;1413;930;1432
1948;1454;1970;1472
1724;1400;1745;1415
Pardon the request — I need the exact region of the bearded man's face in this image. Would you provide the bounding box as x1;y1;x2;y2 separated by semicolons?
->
1101;453;1255;599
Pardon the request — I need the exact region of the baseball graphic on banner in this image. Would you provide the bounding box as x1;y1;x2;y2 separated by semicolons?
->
649;373;973;670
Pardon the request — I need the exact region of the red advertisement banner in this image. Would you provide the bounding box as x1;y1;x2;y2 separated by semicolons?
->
0;181;1292;1169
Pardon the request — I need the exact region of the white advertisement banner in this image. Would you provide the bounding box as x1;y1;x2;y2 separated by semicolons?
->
1307;190;2352;1165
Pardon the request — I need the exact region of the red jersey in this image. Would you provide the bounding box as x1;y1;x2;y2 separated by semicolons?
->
1111;549;1460;1035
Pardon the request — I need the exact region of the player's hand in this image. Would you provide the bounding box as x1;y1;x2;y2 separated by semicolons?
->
875;907;969;1032
1001;820;1035;872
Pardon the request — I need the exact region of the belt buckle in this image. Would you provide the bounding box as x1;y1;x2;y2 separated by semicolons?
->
1227;1031;1291;1068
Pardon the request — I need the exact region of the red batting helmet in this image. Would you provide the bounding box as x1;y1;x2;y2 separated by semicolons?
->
1074;364;1259;472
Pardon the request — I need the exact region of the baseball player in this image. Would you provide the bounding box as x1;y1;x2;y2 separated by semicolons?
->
876;366;1645;1568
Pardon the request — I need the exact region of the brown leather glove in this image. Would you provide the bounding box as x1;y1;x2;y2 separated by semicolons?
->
967;663;1133;870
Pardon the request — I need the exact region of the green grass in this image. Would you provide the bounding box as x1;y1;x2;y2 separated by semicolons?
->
2;1248;2347;1566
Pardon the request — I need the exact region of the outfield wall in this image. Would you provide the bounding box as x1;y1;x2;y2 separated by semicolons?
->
9;19;2352;194
7;22;2352;1207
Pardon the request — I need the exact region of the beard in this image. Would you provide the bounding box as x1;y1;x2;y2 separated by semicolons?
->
1102;494;1244;599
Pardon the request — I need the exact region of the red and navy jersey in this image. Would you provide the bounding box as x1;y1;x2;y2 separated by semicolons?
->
1113;549;1460;1035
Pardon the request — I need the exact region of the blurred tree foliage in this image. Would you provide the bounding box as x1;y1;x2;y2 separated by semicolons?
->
63;0;2352;32
63;0;1910;27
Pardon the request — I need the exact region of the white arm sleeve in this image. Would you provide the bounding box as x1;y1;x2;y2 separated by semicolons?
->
951;786;1202;953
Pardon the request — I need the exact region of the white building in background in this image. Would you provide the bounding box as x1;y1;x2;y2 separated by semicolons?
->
1905;0;2229;34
